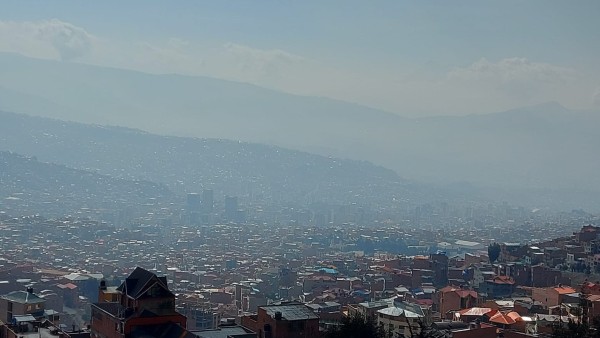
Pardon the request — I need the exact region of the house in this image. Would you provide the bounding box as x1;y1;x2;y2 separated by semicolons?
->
456;307;496;323
0;288;62;338
531;285;577;308
436;287;478;318
347;300;392;321
0;288;46;323
530;265;564;287
585;295;600;322
90;267;194;338
240;302;319;338
479;276;515;299
582;281;600;295
376;305;423;337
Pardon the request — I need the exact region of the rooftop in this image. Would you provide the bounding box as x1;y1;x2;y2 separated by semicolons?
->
378;306;423;318
193;326;255;338
1;290;45;304
262;303;319;321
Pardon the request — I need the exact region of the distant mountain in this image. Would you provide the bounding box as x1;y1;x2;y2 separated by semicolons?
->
0;110;437;210
0;52;403;150
0;151;171;217
0;53;599;209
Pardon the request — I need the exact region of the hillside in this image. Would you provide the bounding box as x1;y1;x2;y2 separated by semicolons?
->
0;52;404;153
0;111;435;209
0;53;599;209
0;151;172;217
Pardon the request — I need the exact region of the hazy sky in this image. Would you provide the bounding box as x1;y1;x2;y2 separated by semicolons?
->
1;1;599;116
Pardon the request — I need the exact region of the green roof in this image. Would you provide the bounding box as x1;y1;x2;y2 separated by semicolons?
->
1;291;45;304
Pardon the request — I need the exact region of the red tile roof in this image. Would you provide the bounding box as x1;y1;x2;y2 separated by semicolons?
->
489;312;516;325
506;311;522;322
587;295;600;302
553;286;577;295
440;286;478;298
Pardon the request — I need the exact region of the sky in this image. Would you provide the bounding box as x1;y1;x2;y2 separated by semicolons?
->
1;1;599;117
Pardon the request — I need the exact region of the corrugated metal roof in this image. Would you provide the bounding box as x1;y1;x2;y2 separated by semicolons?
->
263;304;319;321
458;307;494;317
13;315;36;323
1;291;45;304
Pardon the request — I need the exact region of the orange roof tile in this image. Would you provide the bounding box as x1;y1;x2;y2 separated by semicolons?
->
587;295;600;302
64;283;78;289
554;286;577;295
440;286;478;298
489;312;516;325
456;290;478;298
506;311;522;321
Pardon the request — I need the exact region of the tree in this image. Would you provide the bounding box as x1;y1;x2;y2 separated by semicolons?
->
325;314;390;338
488;242;501;263
552;316;600;338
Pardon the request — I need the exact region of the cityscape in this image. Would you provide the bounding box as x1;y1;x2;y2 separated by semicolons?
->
1;165;600;337
1;2;600;338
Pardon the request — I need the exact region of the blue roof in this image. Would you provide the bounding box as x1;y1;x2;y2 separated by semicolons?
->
315;267;338;274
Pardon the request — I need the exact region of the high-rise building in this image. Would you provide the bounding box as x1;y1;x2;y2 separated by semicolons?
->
202;189;214;214
187;193;201;224
224;196;238;221
187;193;201;213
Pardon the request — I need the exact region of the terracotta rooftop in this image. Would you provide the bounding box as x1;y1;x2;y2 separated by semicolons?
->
440;286;478;298
506;311;522;322
553;286;577;295
489;311;516;325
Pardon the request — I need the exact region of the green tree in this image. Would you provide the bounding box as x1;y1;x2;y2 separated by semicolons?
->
325;314;390;338
488;242;501;263
552;316;600;338
552;319;588;337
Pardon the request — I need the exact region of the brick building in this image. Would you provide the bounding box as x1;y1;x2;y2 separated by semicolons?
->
241;302;319;338
479;276;515;298
436;287;478;318
531;286;577;308
0;288;46;323
90;267;194;338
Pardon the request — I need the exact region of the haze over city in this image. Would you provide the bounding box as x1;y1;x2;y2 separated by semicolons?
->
1;2;600;338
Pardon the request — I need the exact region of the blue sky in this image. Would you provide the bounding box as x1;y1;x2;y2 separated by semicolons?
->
1;1;599;115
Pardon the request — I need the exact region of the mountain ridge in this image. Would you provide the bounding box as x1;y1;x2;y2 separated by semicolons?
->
1;52;599;201
0;150;172;217
0;109;429;210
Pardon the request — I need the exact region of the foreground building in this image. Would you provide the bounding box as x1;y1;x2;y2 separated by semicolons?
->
90;267;194;338
241;302;319;338
0;288;64;338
